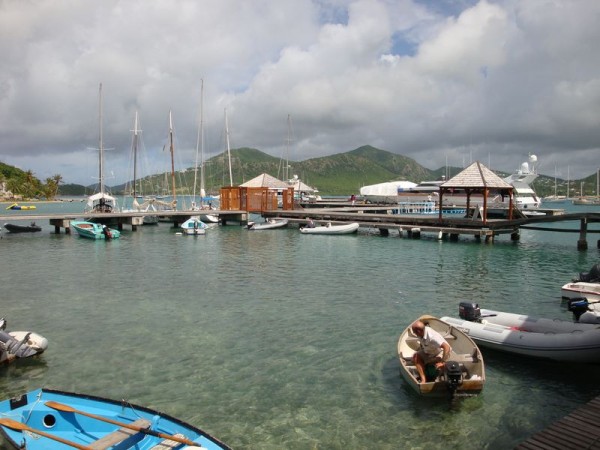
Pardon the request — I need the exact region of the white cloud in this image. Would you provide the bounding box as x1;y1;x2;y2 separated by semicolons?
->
0;0;599;186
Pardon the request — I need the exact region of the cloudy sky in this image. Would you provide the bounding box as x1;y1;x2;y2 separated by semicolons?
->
1;0;599;186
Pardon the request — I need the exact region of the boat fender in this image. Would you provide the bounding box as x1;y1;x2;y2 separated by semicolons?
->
458;302;481;321
444;361;462;391
578;311;600;324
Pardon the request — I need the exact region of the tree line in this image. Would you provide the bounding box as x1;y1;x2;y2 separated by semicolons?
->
0;162;63;200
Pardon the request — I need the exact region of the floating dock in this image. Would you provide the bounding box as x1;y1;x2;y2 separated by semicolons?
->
517;396;600;449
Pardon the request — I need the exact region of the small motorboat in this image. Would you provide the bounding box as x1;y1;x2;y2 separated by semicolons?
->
247;218;289;230
180;217;207;235
0;388;231;449
397;315;485;397
441;302;600;362
0;318;48;365
299;222;359;235
562;282;600;302
5;203;36;211
71;221;121;240
3;222;42;233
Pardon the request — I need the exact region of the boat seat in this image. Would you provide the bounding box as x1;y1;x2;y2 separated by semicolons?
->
151;433;191;449
451;352;478;363
89;418;151;450
442;332;457;341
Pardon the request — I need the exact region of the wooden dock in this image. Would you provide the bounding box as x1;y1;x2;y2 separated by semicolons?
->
0;210;248;233
516;396;600;449
2;203;599;249
263;206;600;249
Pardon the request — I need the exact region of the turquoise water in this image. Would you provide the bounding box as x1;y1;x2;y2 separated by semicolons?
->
0;200;599;449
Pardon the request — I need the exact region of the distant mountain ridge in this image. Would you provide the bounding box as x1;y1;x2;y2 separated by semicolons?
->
4;146;595;197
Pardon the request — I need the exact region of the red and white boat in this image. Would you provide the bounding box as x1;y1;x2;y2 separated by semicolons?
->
562;282;600;302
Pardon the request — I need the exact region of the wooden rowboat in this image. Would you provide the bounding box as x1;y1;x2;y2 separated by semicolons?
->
397;315;485;397
0;388;231;449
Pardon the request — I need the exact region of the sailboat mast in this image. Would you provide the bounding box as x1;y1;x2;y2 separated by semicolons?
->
225;108;233;186
200;80;206;201
98;83;104;195
169;110;177;206
132;111;139;199
285;114;291;181
193;80;205;204
567;166;570;199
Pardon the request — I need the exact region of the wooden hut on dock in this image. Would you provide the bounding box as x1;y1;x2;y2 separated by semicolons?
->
440;161;514;224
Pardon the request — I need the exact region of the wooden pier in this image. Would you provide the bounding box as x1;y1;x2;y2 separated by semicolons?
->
263;205;600;249
517;395;600;449
1;203;599;249
0;210;248;233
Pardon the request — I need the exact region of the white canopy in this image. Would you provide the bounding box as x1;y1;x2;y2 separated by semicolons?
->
86;192;116;207
359;181;417;196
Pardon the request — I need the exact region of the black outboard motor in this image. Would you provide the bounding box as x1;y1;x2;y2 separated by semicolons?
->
576;263;600;283
459;302;481;321
567;297;591;321
444;361;462;392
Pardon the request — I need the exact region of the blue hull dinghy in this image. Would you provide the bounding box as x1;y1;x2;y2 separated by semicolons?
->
0;388;231;450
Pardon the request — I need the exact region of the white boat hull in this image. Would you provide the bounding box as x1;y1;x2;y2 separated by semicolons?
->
180;217;207;235
441;309;600;362
248;219;288;230
299;222;359;235
562;282;600;302
398;315;485;397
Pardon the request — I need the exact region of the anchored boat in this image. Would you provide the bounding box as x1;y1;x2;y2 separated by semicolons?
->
248;218;288;230
0;388;231;449
71;221;121;240
397;315;485;397
3;222;42;233
0;318;47;365
299;222;359;235
441;303;600;362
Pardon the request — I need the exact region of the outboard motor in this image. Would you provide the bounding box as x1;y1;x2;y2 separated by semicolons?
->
567;298;591;321
459;302;481;322
444;361;462;392
576;263;600;283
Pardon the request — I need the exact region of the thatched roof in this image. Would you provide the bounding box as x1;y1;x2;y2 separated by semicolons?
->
441;161;512;189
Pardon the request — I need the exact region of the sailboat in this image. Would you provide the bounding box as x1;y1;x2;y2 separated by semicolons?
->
543;165;567;203
86;83;118;213
191;80;218;223
573;168;600;205
122;112;159;224
156;111;179;221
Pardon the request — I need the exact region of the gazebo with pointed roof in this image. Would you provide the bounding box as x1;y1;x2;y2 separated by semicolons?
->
239;173;289;189
439;161;514;223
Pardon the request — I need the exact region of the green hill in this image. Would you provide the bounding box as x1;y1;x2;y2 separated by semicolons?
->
3;147;596;198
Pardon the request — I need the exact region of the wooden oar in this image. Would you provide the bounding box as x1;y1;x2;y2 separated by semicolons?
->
0;418;93;450
45;400;198;446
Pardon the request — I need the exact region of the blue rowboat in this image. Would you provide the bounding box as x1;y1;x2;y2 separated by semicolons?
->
71;221;121;240
0;388;231;449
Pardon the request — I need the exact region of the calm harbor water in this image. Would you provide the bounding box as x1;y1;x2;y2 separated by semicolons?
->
0;200;599;449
